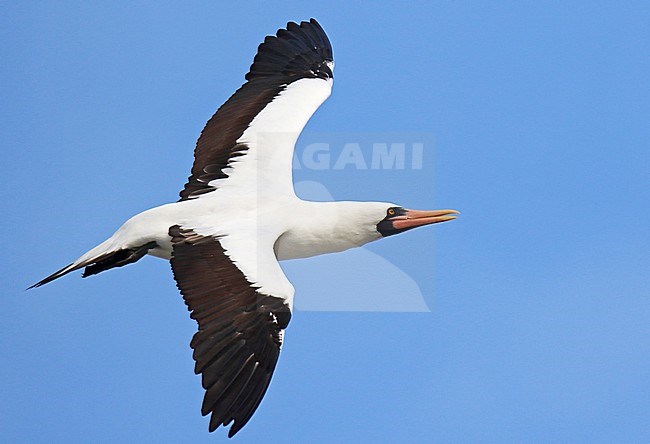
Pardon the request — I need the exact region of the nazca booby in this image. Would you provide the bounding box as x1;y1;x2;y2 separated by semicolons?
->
30;18;458;437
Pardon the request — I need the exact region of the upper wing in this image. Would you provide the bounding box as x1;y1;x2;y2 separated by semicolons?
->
180;19;334;200
169;225;294;437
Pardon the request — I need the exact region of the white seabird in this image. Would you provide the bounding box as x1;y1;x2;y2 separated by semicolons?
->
30;18;459;437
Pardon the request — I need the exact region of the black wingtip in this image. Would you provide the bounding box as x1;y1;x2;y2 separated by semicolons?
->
245;18;333;82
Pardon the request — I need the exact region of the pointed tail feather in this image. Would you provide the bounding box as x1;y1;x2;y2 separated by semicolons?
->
28;241;158;289
28;262;88;289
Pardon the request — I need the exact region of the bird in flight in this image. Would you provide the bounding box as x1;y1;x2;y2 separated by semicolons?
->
30;18;458;437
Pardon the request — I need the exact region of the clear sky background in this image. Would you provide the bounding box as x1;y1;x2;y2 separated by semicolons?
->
2;1;650;443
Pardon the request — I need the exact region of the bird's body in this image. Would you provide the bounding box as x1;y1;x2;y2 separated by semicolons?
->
31;19;458;437
81;197;390;262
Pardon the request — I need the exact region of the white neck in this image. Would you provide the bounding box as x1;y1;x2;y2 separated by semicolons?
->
274;200;389;261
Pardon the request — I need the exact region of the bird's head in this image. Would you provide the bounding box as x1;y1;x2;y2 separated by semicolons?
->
375;205;459;237
294;201;459;255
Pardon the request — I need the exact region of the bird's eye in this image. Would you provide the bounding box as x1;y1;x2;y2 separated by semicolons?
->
388;208;396;216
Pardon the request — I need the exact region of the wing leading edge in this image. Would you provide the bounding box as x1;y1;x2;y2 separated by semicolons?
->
169;226;292;437
180;19;334;200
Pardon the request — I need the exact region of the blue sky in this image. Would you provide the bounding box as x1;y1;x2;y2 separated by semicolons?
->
2;1;650;442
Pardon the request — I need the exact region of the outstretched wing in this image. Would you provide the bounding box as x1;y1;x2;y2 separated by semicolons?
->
169;225;294;437
180;18;334;200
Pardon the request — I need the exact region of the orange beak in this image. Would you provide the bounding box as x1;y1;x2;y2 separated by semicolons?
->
391;209;460;230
